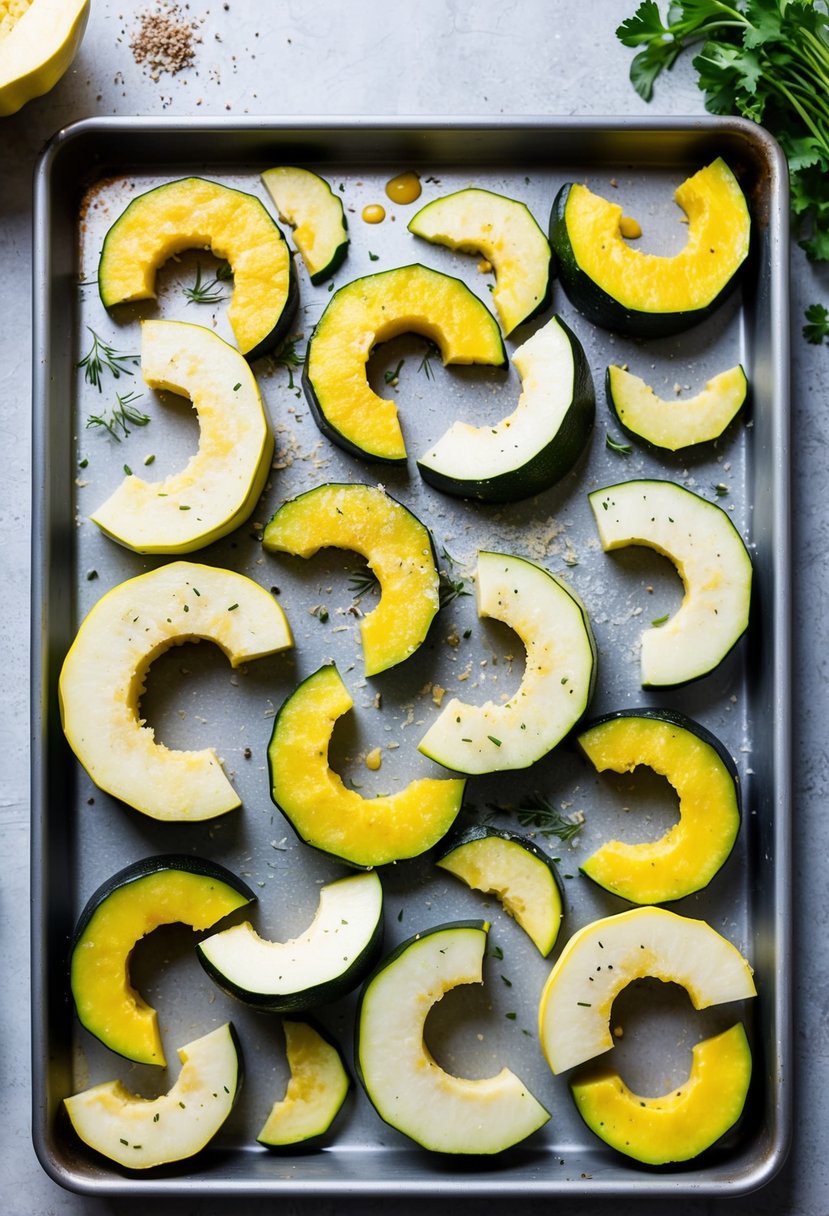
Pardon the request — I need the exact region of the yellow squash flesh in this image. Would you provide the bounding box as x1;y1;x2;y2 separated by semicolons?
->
571;1023;752;1163
0;0;89;116
257;1021;350;1146
268;665;465;867
607;363;748;451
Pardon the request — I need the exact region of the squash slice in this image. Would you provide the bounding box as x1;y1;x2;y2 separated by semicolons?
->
0;0;89;116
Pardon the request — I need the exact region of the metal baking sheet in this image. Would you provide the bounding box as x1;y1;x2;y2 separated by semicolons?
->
31;117;791;1197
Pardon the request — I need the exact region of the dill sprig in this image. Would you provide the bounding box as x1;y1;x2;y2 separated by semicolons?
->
86;391;150;442
438;547;471;608
606;432;632;455
271;340;306;389
77;328;139;392
418;346;437;380
348;567;380;598
183;262;232;305
493;792;586;842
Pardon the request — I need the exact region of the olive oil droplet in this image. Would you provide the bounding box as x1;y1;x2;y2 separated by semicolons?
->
362;203;386;224
385;172;422;205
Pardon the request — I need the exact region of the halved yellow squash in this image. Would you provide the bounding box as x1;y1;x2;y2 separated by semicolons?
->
268;665;466;867
303;263;506;461
0;0;89;117
570;1022;752;1164
58;561;293;820
98;177;298;359
262;482;439;676
90;320;273;553
550;159;751;337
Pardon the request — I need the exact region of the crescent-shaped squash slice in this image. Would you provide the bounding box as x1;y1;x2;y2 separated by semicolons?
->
262;482;439;676
550;159;750;337
90;320;273;553
606;363;748;452
538;907;756;1075
64;1023;241;1167
197;871;383;1011
70;856;255;1066
261;165;349;284
417;314;594;503
268;665;466;868
257;1020;351;1147
98;177;298;360
302;263;506;462
356;921;550;1154
570;1022;752;1164
58;561;293;820
407;187;553;335
588;479;752;687
418;551;596;775
576;710;741;904
436;825;564;956
0;0;89;117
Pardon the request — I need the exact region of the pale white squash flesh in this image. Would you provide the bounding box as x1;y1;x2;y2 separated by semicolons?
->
606;363;747;451
58;561;293;820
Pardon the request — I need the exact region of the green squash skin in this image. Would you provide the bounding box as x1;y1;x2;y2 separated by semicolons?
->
71;854;257;952
97;177;300;363
307;225;349;286
549;183;748;339
417;314;594;503
604;365;750;454
196;889;384;1013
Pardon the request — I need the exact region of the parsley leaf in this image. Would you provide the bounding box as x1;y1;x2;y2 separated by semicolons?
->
804;302;829;344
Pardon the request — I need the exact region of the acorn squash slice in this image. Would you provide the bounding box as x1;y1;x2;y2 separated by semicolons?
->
538;907;756;1075
570;1022;752;1164
588;479;752;687
417;314;594;503
303;263;506;462
576;709;741;904
436;825;564;955
261;165;349;284
550;159;751;337
90;320;273;554
197;871;383;1011
355;921;550;1154
407;186;553;334
268;665;466;868
58;561;293;821
606;363;748;452
70;856;255;1066
418;551;596;775
262;482;439;676
98;177;298;360
64;1023;241;1168
0;0;89;117
257;1020;350;1148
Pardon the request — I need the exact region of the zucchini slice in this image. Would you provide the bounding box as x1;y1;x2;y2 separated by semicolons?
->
64;1023;241;1168
261;165;349;284
436;825;564;955
98;176;298;359
262;482;439;676
588;479;752;687
418;551;596;774
576;709;741;904
58;561;293;821
268;665;466;868
538;907;756;1075
550;159;751;337
407;186;553;334
356;921;550;1154
303;263;506;462
197;871;383;1012
417;314;594;503
571;1022;752;1164
70;856;255;1066
606;363;748;452
90;320;273;553
257;1020;350;1148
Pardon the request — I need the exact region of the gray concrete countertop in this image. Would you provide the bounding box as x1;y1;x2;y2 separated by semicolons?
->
2;2;827;1213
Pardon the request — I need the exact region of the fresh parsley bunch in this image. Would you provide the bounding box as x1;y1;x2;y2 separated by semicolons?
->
617;0;829;264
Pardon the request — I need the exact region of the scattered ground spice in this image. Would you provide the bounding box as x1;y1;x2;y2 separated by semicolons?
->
130;3;200;81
